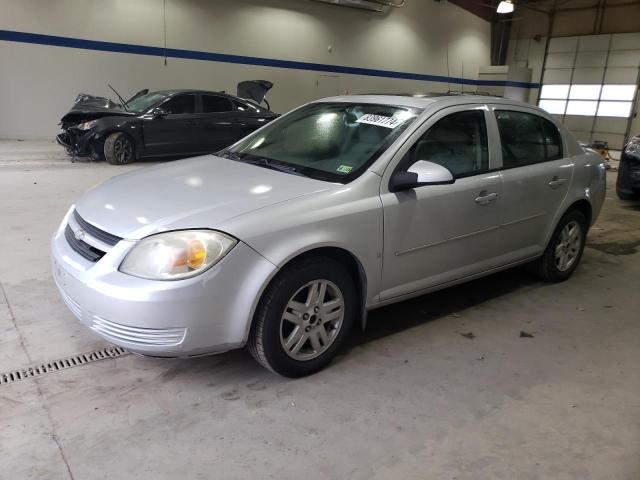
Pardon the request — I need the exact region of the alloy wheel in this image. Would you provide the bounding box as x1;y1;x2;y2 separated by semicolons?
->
114;137;133;163
554;220;582;272
279;279;345;361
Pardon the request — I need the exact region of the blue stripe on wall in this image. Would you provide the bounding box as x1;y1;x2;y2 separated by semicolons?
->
0;29;540;89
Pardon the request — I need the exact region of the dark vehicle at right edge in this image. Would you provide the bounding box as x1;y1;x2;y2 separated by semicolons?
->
616;135;640;200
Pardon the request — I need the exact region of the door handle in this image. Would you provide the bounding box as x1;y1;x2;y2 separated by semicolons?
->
548;176;567;189
474;191;498;206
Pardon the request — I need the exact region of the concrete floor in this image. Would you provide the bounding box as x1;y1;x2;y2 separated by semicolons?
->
1;140;639;480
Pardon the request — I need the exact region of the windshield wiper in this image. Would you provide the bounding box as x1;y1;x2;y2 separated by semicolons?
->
218;150;243;161
219;151;306;177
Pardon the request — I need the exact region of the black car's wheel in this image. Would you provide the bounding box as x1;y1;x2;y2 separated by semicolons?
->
616;188;640;201
104;132;135;165
248;257;356;377
533;209;587;283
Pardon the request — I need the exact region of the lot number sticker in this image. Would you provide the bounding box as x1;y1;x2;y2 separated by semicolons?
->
356;114;402;129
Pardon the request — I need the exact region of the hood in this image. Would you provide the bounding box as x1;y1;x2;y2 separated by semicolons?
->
60;105;135;124
61;93;136;124
74;93;120;109
75;155;334;239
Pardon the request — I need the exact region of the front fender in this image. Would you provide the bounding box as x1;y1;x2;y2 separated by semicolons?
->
93;117;144;156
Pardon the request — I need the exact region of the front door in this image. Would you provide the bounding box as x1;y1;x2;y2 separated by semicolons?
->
380;106;503;300
143;93;200;156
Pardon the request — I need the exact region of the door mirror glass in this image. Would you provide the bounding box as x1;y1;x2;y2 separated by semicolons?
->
152;107;168;118
389;160;454;192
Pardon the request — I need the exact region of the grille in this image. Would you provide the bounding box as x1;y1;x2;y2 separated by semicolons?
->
91;316;186;346
73;210;122;246
0;346;129;385
65;224;106;262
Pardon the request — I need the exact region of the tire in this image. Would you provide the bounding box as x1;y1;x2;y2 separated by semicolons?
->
104;132;136;165
532;209;587;283
616;186;639;201
247;257;357;377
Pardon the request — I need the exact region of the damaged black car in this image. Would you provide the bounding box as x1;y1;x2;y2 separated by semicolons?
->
617;135;640;201
57;81;278;164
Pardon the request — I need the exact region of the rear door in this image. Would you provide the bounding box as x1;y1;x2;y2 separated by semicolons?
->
379;105;504;300
491;107;573;263
198;94;247;151
142;93;200;156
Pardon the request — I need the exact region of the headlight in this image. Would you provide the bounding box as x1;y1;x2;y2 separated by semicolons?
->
120;230;237;280
76;120;97;130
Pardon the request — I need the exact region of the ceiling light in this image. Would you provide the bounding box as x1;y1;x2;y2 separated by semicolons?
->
497;0;514;13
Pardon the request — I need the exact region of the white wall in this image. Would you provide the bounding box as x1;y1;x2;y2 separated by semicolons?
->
0;0;491;138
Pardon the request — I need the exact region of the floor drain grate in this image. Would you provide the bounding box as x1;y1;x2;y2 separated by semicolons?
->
0;346;129;385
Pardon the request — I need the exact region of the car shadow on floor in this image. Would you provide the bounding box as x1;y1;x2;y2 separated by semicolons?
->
345;266;539;350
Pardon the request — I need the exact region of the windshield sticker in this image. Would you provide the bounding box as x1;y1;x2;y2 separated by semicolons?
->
356;113;402;129
337;165;353;174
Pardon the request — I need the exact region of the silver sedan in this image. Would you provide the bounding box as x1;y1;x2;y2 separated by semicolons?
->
51;94;606;376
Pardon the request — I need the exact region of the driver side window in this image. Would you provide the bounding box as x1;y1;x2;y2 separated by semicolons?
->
405;110;489;178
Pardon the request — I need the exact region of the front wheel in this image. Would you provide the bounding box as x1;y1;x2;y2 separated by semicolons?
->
533;209;587;282
104;132;136;165
248;257;356;377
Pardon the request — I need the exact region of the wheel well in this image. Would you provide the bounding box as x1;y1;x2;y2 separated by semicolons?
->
567;199;592;227
281;247;367;322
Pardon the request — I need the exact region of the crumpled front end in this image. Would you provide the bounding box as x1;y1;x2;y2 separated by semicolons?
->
56;127;101;158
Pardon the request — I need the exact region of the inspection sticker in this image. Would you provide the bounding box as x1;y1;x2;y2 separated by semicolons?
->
356;113;402;129
337;165;353;174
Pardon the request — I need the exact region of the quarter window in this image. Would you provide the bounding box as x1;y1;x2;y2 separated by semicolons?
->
495;111;563;168
161;94;196;114
202;95;233;113
406;110;488;178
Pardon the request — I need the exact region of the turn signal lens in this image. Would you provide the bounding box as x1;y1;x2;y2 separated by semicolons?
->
187;239;207;269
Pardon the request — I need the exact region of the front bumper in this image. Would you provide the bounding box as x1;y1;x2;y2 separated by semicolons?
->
51;208;278;357
56;129;96;157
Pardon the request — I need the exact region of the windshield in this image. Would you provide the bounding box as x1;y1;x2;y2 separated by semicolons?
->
223;103;421;183
127;93;168;113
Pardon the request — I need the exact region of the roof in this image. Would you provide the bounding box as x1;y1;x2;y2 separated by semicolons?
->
316;94;536;110
151;89;226;95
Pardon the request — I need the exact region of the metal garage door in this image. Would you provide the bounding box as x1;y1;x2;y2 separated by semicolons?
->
537;32;640;150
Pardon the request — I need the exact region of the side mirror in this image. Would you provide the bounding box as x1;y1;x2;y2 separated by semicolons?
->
151;107;168;118
389;160;454;193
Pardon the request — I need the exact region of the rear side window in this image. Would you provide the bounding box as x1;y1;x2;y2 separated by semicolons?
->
202;95;233;113
495;110;563;168
406;110;489;178
161;94;196;114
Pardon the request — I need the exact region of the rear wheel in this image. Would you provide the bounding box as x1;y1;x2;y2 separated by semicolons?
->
533;209;587;282
104;132;135;165
248;257;356;377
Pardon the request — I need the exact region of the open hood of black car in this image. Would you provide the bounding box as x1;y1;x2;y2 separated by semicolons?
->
60;106;135;125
